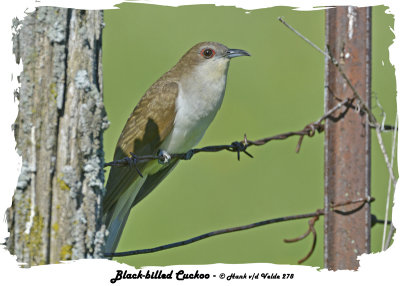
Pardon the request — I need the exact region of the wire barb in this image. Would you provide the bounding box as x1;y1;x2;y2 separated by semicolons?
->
127;153;143;178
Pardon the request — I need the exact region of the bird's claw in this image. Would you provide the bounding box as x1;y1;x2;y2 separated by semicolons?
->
158;150;171;165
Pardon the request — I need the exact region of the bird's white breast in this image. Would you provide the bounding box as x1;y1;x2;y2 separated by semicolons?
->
160;59;230;153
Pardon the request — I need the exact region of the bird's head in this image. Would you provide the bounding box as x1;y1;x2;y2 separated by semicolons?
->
177;41;250;81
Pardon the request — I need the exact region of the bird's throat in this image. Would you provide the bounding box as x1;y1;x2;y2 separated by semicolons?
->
160;61;230;154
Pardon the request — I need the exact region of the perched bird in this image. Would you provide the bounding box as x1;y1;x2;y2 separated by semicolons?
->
103;41;250;253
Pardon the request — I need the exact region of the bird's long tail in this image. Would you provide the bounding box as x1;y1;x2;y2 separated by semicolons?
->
103;177;146;254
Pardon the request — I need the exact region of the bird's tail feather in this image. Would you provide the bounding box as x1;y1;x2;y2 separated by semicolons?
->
103;177;146;254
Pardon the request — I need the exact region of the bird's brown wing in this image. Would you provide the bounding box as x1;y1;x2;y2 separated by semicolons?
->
103;80;179;214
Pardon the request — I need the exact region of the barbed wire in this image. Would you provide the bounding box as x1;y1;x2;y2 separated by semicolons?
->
278;16;397;187
104;96;357;170
104;97;395;172
103;18;397;264
104;197;375;263
278;16;397;251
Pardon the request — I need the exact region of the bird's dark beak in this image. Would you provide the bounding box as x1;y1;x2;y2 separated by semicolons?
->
225;48;251;59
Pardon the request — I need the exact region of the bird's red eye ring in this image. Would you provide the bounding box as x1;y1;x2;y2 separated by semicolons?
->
201;48;216;59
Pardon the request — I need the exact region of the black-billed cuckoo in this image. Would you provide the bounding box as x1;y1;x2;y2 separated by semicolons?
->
103;41;250;253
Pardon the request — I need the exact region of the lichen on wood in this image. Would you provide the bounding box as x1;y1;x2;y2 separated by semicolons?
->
6;7;108;266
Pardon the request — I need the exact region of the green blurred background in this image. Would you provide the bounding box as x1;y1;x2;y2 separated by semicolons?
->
102;4;397;268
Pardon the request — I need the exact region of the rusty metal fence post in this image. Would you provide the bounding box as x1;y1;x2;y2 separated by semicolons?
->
324;6;371;270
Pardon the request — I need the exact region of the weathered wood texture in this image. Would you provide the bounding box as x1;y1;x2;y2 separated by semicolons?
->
6;7;108;266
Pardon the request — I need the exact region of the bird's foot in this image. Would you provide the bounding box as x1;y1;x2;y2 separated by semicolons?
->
157;150;171;165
